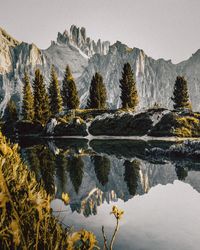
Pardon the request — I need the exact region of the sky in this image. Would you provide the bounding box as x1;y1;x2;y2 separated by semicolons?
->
0;0;200;63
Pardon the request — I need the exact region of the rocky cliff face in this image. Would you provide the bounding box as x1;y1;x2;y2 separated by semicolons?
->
57;25;110;57
1;25;200;113
0;25;110;113
0;28;20;74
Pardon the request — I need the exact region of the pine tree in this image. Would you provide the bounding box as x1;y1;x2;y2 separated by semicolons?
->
3;99;18;124
171;76;191;110
49;66;63;116
22;71;34;121
120;63;139;110
62;65;80;110
33;69;50;124
3;99;18;135
87;72;107;109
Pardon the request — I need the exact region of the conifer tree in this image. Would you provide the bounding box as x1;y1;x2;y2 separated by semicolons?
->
171;76;191;110
120;63;139;110
3;99;18;124
33;69;50;124
3;99;18;135
49;66;63;116
22;71;34;121
87;72;107;109
62;65;80;110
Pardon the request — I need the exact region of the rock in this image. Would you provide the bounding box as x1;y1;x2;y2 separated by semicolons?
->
57;25;110;57
89;109;166;136
16;120;43;135
45;118;58;135
149;111;200;137
0;27;20;74
47;117;88;136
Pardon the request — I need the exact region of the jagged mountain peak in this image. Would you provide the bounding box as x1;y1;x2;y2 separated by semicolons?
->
110;41;131;53
0;27;20;48
0;27;20;47
1;25;200;113
56;25;110;57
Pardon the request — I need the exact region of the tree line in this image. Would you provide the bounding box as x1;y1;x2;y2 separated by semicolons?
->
4;62;192;125
11;63;138;124
21;65;80;125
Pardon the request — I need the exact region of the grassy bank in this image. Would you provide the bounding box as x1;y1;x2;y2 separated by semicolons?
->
0;132;98;249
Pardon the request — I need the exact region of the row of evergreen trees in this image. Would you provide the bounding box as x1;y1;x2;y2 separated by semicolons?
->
20;63;139;124
5;62;192;126
22;65;80;124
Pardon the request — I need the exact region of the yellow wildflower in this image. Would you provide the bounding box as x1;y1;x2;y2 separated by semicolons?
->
110;205;124;220
62;193;70;205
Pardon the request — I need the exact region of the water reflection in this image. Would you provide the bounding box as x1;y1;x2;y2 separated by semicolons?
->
175;165;188;181
51;181;200;250
124;160;140;196
68;156;84;194
93;155;111;186
24;144;56;195
20;138;200;218
19;138;200;249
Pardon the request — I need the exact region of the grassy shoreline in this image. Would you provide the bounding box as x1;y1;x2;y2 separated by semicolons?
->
0;132;98;249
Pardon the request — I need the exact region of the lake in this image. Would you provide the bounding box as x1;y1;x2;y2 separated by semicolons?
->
19;137;200;250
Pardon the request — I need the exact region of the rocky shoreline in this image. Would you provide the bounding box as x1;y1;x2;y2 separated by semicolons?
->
4;108;200;139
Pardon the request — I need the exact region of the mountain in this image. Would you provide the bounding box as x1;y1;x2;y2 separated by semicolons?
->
1;25;200;113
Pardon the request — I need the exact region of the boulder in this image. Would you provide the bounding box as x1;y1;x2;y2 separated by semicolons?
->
149;111;200;137
16;120;43;135
45;117;88;136
89;109;166;136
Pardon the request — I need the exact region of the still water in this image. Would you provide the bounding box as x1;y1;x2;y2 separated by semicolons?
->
19;137;200;250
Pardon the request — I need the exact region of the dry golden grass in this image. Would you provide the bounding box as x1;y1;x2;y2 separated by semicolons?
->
174;116;200;137
0;132;98;249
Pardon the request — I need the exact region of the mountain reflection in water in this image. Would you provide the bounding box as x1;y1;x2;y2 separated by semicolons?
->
19;137;200;249
19;138;200;218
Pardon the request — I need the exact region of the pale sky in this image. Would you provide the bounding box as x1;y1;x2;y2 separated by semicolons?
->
1;0;200;63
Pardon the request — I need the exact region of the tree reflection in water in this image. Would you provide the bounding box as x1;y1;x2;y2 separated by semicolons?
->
175;165;188;181
68;156;84;194
25;145;56;195
21;138;200;218
124;159;140;196
92;155;111;186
